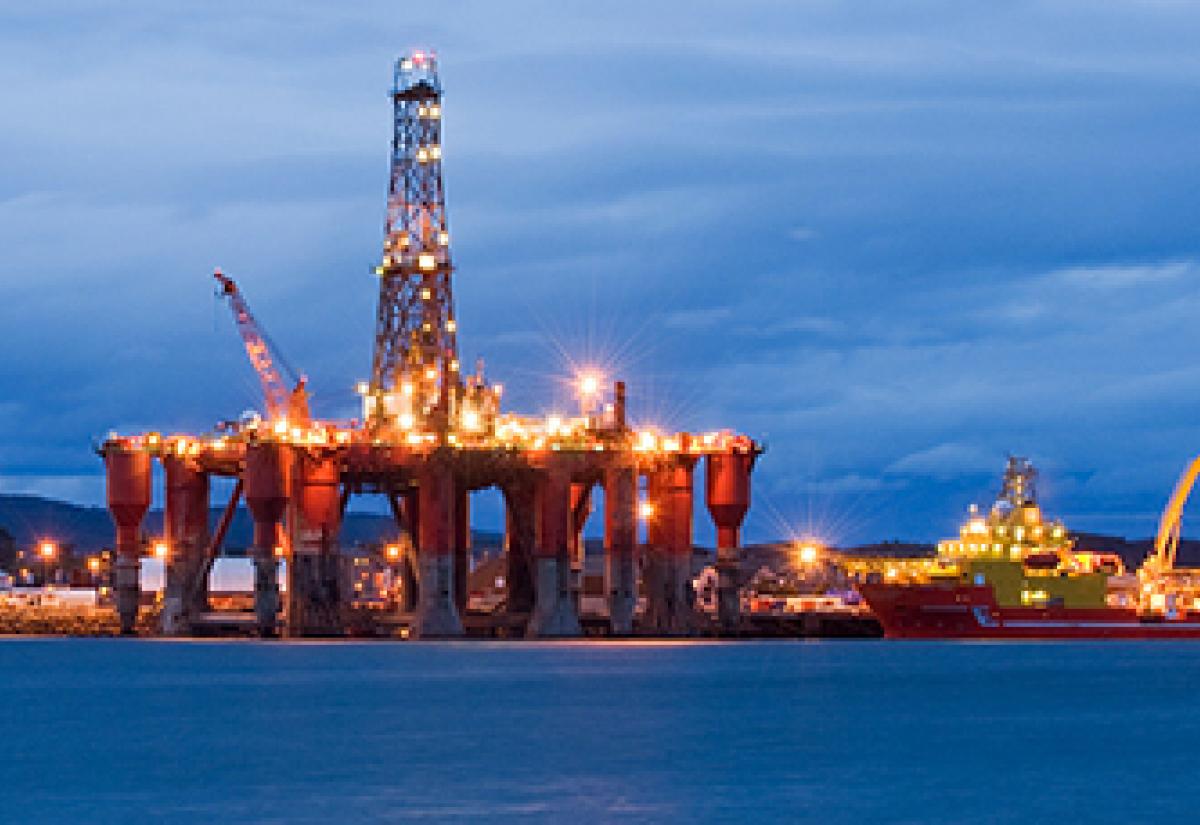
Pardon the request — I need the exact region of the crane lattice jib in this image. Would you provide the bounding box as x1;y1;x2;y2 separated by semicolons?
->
369;50;460;428
214;270;290;422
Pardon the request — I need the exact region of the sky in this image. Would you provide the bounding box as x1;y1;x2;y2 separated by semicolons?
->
2;1;1200;545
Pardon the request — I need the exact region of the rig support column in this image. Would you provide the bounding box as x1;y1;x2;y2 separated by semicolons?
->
527;464;581;637
706;451;753;635
502;481;537;617
643;459;696;635
287;451;343;636
604;465;637;635
641;468;670;634
568;482;592;609
412;460;464;637
104;446;151;635
245;443;292;637
665;457;697;634
454;485;470;614
161;456;210;635
398;488;419;613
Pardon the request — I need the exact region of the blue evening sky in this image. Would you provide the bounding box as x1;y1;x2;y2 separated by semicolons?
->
2;1;1199;544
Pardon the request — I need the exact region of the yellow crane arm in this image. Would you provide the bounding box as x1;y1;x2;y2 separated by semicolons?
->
1150;456;1200;573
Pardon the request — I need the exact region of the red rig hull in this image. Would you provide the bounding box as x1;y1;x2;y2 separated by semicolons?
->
858;583;1200;640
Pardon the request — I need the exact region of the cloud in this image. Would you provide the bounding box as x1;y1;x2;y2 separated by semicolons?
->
745;316;844;338
790;473;904;494
886;443;1004;480
661;307;732;330
1052;260;1195;289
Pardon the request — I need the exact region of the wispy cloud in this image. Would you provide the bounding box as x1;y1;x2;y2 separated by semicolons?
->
661;307;732;330
886;442;1004;480
1053;260;1195;289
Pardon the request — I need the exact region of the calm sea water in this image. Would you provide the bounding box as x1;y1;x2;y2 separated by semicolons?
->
0;638;1193;823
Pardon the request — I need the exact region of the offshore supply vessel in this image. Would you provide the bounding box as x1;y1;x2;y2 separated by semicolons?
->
858;457;1200;639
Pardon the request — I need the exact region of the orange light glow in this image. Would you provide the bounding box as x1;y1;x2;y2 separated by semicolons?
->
578;372;601;397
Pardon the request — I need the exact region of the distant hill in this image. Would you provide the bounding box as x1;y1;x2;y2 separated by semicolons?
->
0;494;502;555
4;494;1199;570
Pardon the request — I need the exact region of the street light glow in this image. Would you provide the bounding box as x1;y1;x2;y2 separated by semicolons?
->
38;540;57;560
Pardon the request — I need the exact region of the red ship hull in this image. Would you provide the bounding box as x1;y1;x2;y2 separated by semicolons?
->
858;583;1200;639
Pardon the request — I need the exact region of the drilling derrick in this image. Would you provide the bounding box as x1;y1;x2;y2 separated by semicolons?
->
369;50;460;432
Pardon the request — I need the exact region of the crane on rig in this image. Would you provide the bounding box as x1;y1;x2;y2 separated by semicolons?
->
213;268;310;427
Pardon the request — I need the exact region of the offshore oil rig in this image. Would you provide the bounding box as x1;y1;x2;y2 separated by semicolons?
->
98;51;761;638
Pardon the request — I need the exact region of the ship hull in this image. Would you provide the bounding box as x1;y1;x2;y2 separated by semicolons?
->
858;583;1200;639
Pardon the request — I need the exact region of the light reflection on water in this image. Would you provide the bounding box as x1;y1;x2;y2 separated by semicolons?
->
0;638;1194;823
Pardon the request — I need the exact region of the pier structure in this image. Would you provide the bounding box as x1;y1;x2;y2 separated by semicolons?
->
98;50;761;638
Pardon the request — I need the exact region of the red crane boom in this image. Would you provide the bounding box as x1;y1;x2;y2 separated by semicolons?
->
213;269;309;425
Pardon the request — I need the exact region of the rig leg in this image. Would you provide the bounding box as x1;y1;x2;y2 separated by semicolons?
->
287;454;343;637
568;483;591;612
503;484;536;617
399;549;419;614
397;488;419;613
640;468;672;635
716;547;740;634
605;465;637;635
454;486;470;614
105;447;151;636
253;540;280;638
114;555;141;635
411;463;463;638
527;466;581;638
666;552;695;635
245;443;291;637
665;459;697;635
161;457;211;636
706;452;754;636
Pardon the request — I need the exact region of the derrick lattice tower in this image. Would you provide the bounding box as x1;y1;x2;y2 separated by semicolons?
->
369;50;460;430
